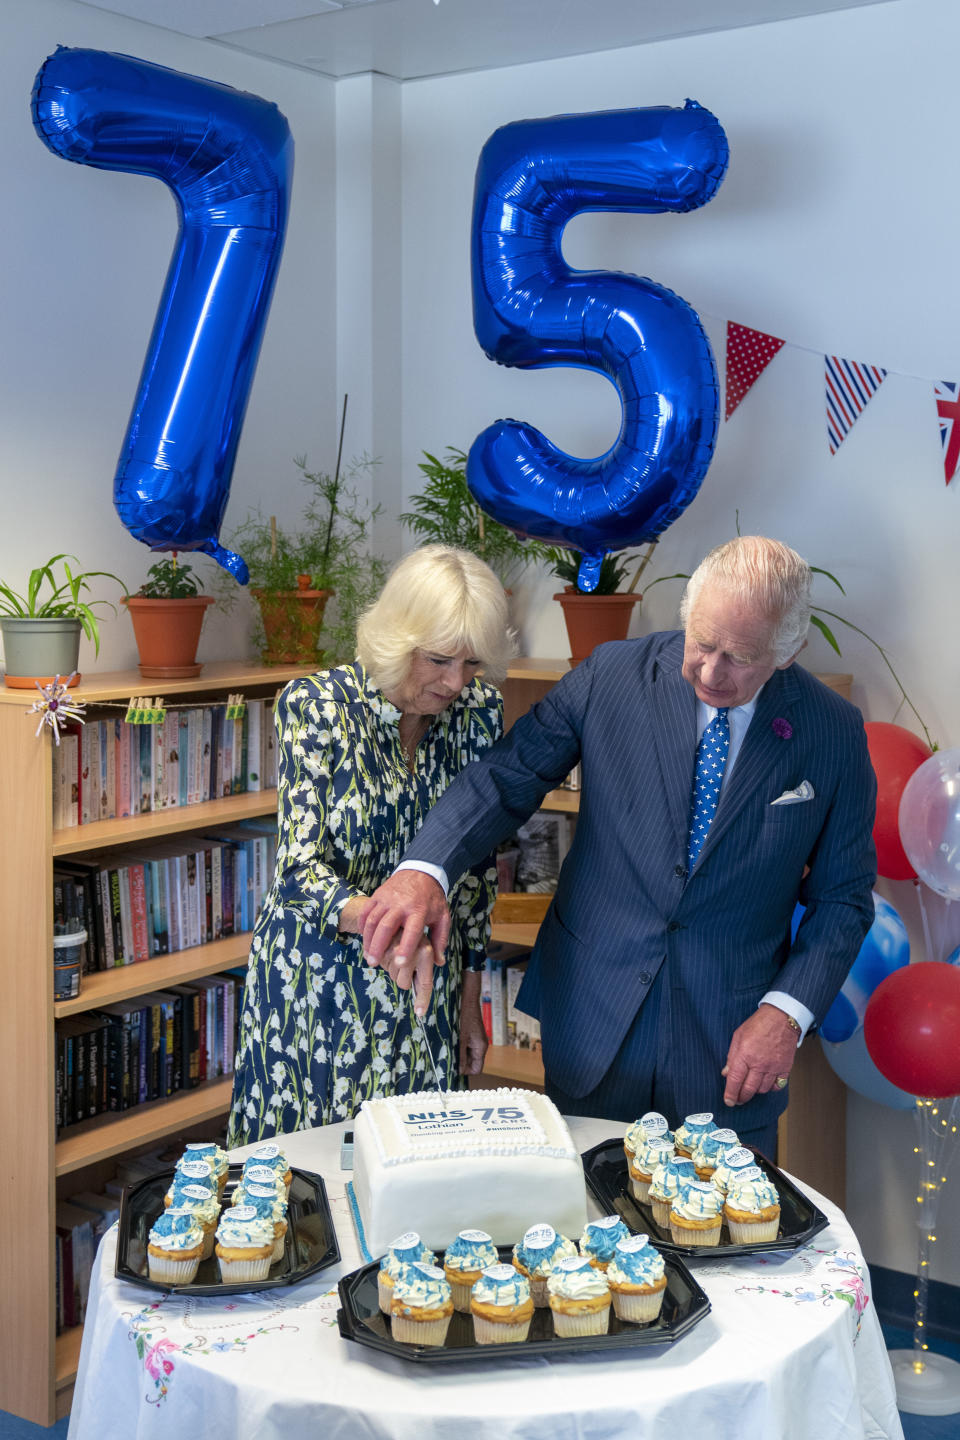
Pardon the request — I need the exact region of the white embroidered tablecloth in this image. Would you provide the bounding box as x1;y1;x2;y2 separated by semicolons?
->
67;1116;904;1440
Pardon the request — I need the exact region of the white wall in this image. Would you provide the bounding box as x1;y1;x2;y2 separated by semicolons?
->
0;0;339;670
398;0;960;1284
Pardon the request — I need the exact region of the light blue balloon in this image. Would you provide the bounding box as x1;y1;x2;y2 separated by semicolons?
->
813;893;910;1043
820;1028;915;1110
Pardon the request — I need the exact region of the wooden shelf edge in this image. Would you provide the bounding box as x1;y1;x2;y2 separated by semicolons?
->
53;790;279;856
490;922;541;947
55;1076;234;1176
55;936;251;1018
55;1326;83;1391
480;1044;545;1088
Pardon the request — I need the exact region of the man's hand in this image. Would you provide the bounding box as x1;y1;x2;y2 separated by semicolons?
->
721;1004;800;1106
362;870;451;1015
459;970;488;1076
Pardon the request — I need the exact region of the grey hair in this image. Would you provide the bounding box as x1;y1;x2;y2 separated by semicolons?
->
356;543;516;692
679;536;812;665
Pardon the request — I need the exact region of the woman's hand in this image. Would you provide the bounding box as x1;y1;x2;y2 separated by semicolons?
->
459;970;488;1076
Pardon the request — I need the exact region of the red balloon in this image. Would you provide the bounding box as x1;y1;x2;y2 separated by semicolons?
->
864;962;960;1098
864;722;932;880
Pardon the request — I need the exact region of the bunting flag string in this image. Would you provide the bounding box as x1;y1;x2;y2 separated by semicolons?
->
824;355;888;455
934;381;960;485
725;322;785;420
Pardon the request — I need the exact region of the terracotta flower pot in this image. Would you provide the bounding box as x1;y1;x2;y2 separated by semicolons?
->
554;590;642;667
124;595;214;678
252;582;332;666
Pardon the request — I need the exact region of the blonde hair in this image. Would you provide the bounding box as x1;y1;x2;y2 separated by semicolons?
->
356;544;516;691
679;535;812;664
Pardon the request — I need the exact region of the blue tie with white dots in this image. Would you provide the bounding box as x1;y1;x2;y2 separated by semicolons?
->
687;708;730;870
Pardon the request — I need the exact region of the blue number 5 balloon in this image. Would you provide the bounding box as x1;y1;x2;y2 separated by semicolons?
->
469;102;728;590
31;47;294;581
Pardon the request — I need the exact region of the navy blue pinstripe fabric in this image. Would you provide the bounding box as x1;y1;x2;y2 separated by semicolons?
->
400;632;877;1131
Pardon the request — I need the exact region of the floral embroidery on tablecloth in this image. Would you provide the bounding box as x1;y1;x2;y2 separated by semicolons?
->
124;1291;324;1406
734;1246;870;1341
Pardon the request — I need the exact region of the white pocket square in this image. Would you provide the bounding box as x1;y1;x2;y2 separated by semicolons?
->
770;780;815;806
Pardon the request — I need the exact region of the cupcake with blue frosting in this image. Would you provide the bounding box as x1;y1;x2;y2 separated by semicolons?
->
710;1145;758;1197
723;1167;781;1244
390;1263;454;1347
470;1263;534;1344
606;1234;667;1323
547;1255;611;1337
579;1215;631;1270
181;1141;229;1196
648;1156;697;1230
674;1113;715;1158
511;1223;577;1306
164;1179;221;1259
670;1179;725;1247
623;1110;673;1164
147;1208;205;1284
442;1229;499;1312
692;1127;740;1181
243;1143;293;1196
629;1134;676;1203
215;1205;275;1282
378;1231;437;1314
233;1182;289;1262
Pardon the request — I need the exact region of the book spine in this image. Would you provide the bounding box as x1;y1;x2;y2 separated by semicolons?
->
88;723;101;823
246;700;262;792
202;847;213;943
117;719;131;818
221;844;235;936
103;720;116;821
178;711;190;808
79;725;93;826
107;870;124;966
117;867;134;967
489;958;507;1046
163;1000;175;1096
129;864;149;965
152;724;164;813
139;727;152;814
211;844;223;941
163;710;180;810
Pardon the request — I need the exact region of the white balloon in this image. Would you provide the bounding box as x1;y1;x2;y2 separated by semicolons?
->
898;747;960;899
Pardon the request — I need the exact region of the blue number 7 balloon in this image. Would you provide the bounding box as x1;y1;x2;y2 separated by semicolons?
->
469;102;728;591
31;47;294;581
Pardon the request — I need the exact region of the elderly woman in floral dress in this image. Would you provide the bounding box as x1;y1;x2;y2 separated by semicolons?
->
226;545;515;1143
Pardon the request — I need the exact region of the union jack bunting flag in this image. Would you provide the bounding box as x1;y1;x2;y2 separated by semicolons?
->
934;381;960;485
825;355;887;454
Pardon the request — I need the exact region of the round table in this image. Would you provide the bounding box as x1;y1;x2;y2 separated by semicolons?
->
67;1117;904;1440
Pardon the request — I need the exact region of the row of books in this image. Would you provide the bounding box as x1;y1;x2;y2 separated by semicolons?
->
481;945;541;1050
51;697;280;829
53;821;278;970
54;970;243;1131
56;1145;203;1333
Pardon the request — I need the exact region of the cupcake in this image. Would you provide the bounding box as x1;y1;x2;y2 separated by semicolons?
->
623;1110;673;1164
470;1263;534;1344
606;1234;668;1324
723;1167;782;1244
442;1229;499;1312
629;1136;676;1203
164;1179;220;1260
147;1209;205;1285
648;1156;697;1230
692;1127;740;1181
239;1160;286;1200
674;1113;715;1158
234;1182;289;1263
710;1145;758;1197
378;1232;437;1314
244;1143;293;1196
182;1141;229;1196
511;1223;578;1306
547;1255;611;1337
164;1162;217;1207
389;1263;454;1347
579;1215;630;1270
669;1180;725;1247
215;1205;276;1282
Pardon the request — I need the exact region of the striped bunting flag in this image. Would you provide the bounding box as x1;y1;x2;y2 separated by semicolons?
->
934;381;960;485
825;355;887;454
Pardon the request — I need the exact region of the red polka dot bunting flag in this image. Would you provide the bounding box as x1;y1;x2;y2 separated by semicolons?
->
725;322;785;420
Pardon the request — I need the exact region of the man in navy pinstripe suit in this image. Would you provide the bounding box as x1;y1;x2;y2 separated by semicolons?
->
361;537;877;1154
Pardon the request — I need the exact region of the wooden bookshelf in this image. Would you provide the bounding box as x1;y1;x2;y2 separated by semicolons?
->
0;663;302;1426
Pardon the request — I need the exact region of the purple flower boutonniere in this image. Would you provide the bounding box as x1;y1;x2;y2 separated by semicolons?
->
772;717;793;740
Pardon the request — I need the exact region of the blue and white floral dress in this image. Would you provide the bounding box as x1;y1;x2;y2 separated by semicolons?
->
226;662;502;1143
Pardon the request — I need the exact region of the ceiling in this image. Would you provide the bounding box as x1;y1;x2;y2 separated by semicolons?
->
68;0;895;81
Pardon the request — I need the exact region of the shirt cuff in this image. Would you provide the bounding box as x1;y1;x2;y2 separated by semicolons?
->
760;991;815;1044
395;859;450;896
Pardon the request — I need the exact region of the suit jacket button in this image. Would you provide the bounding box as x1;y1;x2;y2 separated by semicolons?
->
667;920;681;933
674;864;687;879
639;971;652;985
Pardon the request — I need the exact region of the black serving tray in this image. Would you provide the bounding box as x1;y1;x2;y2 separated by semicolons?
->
336;1249;709;1362
115;1164;340;1295
582;1138;829;1258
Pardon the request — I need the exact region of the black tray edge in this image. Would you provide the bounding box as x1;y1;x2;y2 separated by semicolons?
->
115;1163;340;1296
581;1137;829;1259
335;1252;711;1364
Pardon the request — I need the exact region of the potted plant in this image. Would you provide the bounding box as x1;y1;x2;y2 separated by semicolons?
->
543;545;647;666
0;553;124;688
123;556;214;679
220;451;386;667
400;447;543;588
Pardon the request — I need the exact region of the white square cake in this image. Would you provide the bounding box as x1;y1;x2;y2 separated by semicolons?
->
352;1088;587;1256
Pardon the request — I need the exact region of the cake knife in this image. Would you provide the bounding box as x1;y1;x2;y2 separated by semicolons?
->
411;997;449;1112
